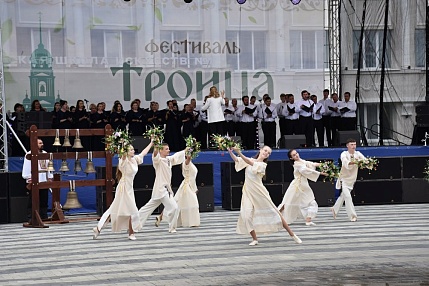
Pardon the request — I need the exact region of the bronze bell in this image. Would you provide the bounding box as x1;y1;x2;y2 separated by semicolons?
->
63;129;72;147
53;129;61;146
62;181;82;210
59;159;70;172
47;153;55;172
72;129;84;149
84;151;96;174
74;159;82;173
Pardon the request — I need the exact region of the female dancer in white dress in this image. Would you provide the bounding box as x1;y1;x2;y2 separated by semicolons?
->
93;140;153;240
228;146;302;246
155;154;200;227
278;149;327;226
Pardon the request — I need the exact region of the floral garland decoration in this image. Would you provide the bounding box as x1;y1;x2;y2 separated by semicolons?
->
143;126;164;149
352;156;379;174
211;134;242;150
184;135;201;159
104;128;133;157
424;159;429;182
317;161;340;183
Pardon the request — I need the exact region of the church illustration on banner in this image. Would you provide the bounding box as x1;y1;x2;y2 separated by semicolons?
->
22;15;61;111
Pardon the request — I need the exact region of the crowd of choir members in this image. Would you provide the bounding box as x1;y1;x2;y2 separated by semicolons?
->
7;89;357;154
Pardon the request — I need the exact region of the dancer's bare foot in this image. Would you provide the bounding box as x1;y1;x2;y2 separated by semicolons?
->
330;207;336;219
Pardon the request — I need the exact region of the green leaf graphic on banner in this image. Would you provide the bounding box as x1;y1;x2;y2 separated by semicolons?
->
1;19;13;43
155;7;162;22
248;16;257;24
3;67;16;84
223;12;228;19
92;17;103;24
53;17;65;33
127;25;142;31
66;39;75;45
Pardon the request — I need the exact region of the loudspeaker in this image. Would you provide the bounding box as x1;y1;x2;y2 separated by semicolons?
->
265;184;284;206
336;131;361;146
0;172;8;198
416;115;429;127
222;186;242;210
402;179;429;203
281;135;306;149
221;162;245;186
356;157;401;180
197;186;214;212
264;161;283;184
96;188;116;216
402;156;429;179
0;198;8;224
196;163;214;187
309;181;336;207
8;197;28;223
96;166;117;182
283;161;294;182
134;165;155;189
353;181;402;205
8;172;28;198
132;136;153;153
416;105;429;114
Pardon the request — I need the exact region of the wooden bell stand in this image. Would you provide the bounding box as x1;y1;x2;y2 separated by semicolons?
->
23;125;114;228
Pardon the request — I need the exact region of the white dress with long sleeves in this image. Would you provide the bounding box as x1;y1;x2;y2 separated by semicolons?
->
175;161;200;227
235;157;283;235
278;160;321;224
98;153;144;233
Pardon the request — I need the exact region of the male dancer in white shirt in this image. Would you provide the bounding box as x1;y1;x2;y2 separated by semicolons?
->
331;138;365;222
138;143;189;233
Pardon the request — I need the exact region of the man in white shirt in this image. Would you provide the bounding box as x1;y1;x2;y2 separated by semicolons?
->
311;94;325;147
236;95;257;150
340;92;357;131
258;96;277;148
22;139;53;220
327;93;342;146
331;138;365;222
297;90;314;147
276;93;288;139
283;94;300;136
138;143;188;233
319;89;333;146
222;97;236;137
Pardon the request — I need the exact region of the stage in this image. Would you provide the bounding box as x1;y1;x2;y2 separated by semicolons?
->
6;145;429;214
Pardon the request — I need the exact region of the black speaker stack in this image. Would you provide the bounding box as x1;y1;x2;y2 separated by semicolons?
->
349;156;429;205
0;172;9;224
280;135;306;149
0;172;29;224
96;162;214;216
336;130;361;146
416;105;429;127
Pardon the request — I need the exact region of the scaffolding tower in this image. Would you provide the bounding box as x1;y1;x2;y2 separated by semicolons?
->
0;23;9;172
328;0;341;96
